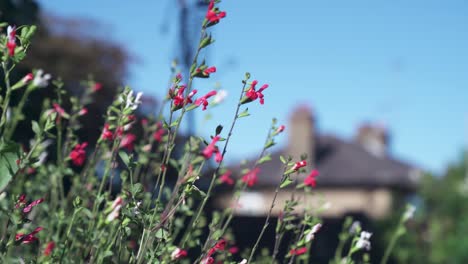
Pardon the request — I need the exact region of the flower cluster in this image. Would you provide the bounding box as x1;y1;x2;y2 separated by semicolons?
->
202;136;223;163
205;0;226;27
69;142;88;166
241;80;269;105
304;169;319;187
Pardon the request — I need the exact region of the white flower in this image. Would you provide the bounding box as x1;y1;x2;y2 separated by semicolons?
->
403;204;416;221
7;25;15;41
239;259;247;264
124;90;143;110
106;204;121;222
32;69;51;88
356;231;372;250
349;221;361;234
213;89;227;104
306;223;322;242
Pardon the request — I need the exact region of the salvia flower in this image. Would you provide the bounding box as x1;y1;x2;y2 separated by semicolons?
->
16;227;43;244
172;85;197;110
289;247;307;256
195;90;217;110
120;133;137;151
124;90;143;111
171;247;188;260
213;89;227;104
241;80;269;105
194;66;217;78
22;73;34;84
69;142;88;166
44;241;55;256
92;82;102;92
32;69;51;88
306;223;322;242
205;0;226;27
356;231;372;250
202;257;214;264
101;124;114;140
153;122;165;142
292;160;307;171
242;167;260;187
219;170;234;185
304;169;319;187
202;136;220;160
403;204;416;221
79;108;88;116
22;197;44;213
6;25;16;56
349;221;362;234
15;194;27;209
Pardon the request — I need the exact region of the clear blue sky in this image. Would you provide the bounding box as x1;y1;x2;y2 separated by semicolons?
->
38;0;468;173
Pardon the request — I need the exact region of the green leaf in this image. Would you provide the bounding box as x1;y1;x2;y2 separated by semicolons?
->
31;121;41;135
237;108;250;118
280;155;287;164
258;154;272;164
118;151;130;167
0;141;21;191
280;176;293;188
265;140;275;149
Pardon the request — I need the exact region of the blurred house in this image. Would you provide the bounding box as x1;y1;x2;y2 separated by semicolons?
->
214;105;421;220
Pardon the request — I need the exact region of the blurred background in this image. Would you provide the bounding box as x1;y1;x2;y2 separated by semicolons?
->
1;0;468;263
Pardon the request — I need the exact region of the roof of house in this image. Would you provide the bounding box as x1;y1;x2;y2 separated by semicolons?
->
228;133;419;192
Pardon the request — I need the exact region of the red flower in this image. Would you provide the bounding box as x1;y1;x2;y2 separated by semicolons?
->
243;80;269;105
44;241;55;256
101;123;114;140
171;247;188;260
304;169;319;187
195;90;217;110
23;198;44;213
207;239;226;257
172;85;197;109
120;133;137;151
153;122;165;142
202;136;220;160
92;82;102;92
79;108;88;116
70;142;88;166
22;73;34;84
15;194;26;208
53;103;66;117
276;125;285;134
16;226;43;244
228;246;239;254
6;25;16;56
220;170;234;185
289;247;307;256
242;168;260;187
292;160;307;171
202;257;214;264
205;0;226;26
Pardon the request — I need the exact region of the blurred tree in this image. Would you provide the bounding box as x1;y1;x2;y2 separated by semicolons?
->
379;152;468;263
0;0;131;144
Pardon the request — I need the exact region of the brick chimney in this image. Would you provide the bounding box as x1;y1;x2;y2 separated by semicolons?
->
286;105;315;168
355;122;389;157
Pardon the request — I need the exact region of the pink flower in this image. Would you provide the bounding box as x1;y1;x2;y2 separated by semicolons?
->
172;85;197;109
304;169;319;187
111;196;123;210
22;73;34;84
70;142;88;166
153;123;165;142
202;136;220;160
205;1;226;25
171;247;188;260
229;246;239;254
6;25;16;56
289;247;307;256
44;241;55;256
101;124;114;140
202;257;214;264
92;82;102;92
22;198;44;213
208;239;226;257
276;125;285;134
243;80;269;105
53;103;66;117
15;194;26;208
79;108;88;116
120;133;137;151
292;160;307;171
220;170;234;185
242;168;260;187
16;227;43;244
195;90;217;110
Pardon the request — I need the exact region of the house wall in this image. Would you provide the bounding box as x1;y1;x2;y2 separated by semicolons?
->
214;188;393;219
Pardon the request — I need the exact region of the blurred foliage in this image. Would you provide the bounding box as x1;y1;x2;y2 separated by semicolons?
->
0;0;131;144
378;152;468;263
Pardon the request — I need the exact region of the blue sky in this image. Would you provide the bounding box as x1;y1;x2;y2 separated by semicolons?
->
38;0;468;173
